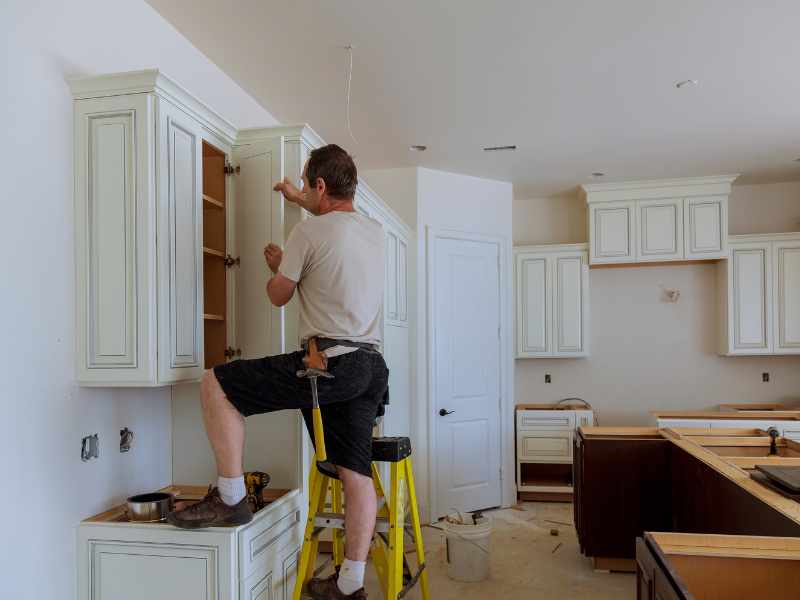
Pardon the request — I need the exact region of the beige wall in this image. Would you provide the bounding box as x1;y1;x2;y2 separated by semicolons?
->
513;182;800;425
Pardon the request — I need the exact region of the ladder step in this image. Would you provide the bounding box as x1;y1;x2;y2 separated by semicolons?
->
314;512;391;533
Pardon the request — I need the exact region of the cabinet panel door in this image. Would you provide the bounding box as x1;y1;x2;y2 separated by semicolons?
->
517;430;572;463
385;229;399;321
90;541;217;600
553;254;588;355
685;196;726;259
731;244;772;353
773;242;800;354
75;94;156;385
516;254;550;356
590;201;636;263
157;98;204;383
637;199;683;261
397;237;408;322
234;139;283;357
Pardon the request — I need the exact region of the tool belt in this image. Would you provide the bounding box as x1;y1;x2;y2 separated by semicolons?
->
301;336;379;355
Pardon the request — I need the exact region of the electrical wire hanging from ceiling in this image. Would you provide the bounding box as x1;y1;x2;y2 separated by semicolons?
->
344;44;358;146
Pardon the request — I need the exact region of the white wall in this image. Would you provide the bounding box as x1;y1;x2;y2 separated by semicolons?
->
2;2;277;598
513;183;800;425
365;167;515;519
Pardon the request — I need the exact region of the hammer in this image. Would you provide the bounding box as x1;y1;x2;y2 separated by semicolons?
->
296;338;334;463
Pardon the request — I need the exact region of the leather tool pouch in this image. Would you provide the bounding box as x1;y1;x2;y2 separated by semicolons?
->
302;337;328;371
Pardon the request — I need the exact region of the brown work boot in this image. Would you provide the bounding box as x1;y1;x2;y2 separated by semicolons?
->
166;486;252;529
306;571;367;599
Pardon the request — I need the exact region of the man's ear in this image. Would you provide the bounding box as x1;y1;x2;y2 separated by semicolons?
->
315;177;326;195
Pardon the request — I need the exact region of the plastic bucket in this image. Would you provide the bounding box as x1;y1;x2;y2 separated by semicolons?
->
444;514;492;582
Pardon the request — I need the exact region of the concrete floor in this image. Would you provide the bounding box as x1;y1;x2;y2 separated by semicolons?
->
353;502;635;599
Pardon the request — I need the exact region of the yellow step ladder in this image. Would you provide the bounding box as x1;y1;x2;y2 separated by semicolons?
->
292;428;430;599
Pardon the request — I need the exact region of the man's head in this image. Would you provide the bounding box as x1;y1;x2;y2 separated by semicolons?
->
301;144;358;215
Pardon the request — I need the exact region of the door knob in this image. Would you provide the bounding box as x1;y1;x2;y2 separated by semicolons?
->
439;409;455;417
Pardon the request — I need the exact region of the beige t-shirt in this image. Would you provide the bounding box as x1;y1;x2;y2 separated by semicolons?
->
279;210;385;346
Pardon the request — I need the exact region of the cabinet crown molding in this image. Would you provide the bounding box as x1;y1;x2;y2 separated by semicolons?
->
67;68;237;144
580;174;739;204
236;124;325;149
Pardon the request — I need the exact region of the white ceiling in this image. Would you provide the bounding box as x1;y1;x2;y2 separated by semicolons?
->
146;0;800;196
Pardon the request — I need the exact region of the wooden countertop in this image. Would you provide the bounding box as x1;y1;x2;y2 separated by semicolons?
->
516;403;591;411
652;410;800;420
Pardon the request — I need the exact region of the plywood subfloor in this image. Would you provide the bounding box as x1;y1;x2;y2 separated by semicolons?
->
323;502;635;599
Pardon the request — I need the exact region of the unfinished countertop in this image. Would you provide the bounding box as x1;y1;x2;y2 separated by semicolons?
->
652;410;800;420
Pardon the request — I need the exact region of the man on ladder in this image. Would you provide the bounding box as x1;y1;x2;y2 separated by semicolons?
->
168;144;387;599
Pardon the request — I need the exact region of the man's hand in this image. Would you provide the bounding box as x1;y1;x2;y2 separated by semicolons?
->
264;243;282;274
273;178;304;205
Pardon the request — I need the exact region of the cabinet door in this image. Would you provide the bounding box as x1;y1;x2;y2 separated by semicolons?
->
517;430;572;463
233;139;284;357
89;541;219;600
589;201;636;263
729;244;772;354
74;94;157;386
684;196;726;259
156;98;204;383
515;253;551;356
637;199;683;262
553;253;589;355
385;229;399;321
773;241;800;354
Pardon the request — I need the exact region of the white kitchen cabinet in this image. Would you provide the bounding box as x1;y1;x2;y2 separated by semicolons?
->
773;240;800;354
78;488;302;600
589;201;636;263
637;198;683;262
718;233;800;356
684;195;726;259
515;407;593;495
581;176;736;265
514;244;589;358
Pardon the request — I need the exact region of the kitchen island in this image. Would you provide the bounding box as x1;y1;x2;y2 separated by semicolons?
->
574;426;800;571
78;486;302;600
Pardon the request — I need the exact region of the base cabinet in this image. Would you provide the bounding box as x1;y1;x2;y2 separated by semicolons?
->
78;490;302;600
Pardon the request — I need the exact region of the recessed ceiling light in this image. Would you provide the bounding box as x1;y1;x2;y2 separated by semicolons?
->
409;145;427;152
483;145;517;152
675;79;698;89
591;172;605;178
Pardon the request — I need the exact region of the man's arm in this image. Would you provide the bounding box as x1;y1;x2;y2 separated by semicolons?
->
266;273;296;307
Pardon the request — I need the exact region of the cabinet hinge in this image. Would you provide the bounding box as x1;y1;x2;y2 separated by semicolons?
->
224;163;240;175
224;346;242;359
224;254;240;268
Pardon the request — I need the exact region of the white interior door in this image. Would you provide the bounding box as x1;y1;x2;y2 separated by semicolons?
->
432;235;502;516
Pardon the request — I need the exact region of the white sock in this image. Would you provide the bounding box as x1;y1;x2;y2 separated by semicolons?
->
337;559;366;595
217;475;246;506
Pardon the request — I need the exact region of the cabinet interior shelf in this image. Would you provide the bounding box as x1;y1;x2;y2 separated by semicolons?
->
203;194;224;209
203;246;225;258
203;313;225;321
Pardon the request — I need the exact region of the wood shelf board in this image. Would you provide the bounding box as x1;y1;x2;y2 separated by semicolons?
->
579;426;661;437
202;246;225;258
203;313;225;321
203;194;224;209
649;532;800;559
653;410;800;420
727;457;800;469
719;403;787;412
83;485;291;523
516;403;588;411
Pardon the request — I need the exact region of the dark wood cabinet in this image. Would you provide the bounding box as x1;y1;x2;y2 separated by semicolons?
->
636;536;691;600
574;430;671;561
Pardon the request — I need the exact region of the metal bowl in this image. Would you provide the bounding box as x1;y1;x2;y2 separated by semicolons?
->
126;492;175;522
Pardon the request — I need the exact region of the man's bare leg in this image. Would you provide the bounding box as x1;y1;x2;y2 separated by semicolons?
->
335;466;376;594
200;369;245;478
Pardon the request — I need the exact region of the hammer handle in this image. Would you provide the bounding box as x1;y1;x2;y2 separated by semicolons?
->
312;407;327;462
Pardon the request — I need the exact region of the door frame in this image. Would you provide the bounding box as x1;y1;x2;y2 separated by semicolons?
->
425;227;514;521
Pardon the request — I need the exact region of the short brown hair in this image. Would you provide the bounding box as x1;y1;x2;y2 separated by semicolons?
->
306;144;358;199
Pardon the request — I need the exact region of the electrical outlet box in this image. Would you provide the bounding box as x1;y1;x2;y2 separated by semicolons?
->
81;434;99;461
545;373;552;383
762;372;770;383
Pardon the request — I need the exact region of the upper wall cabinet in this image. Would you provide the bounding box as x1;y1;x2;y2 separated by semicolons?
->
514;244;589;358
580;176;737;265
718;233;800;356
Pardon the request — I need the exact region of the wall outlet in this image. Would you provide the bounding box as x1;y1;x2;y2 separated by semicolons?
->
119;428;134;453
81;434;99;461
545;373;552;384
762;372;770;383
